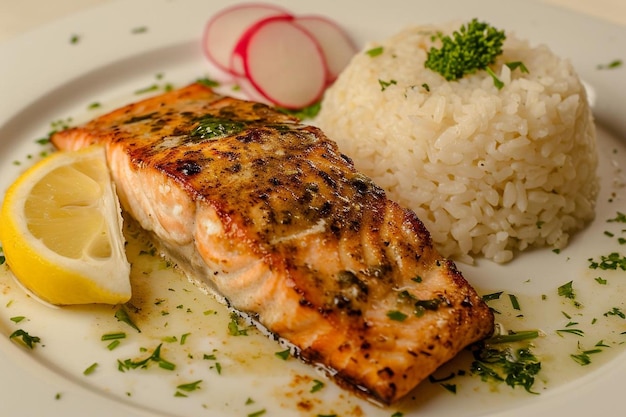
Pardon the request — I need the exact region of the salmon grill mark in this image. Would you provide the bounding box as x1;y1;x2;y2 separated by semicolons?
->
176;160;202;176
124;112;158;124
50;83;494;405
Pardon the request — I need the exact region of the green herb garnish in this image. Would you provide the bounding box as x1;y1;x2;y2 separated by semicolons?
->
191;116;246;140
275;349;290;360
311;379;325;393
107;340;121;351
557;281;575;299
176;380;202;393
276;101;321;120
556;328;585;337
508;294;521;310
482;291;503;302
604;307;625;319
114;307;141;332
83;363;98;375
9;329;41;349
131;26;148;34
471;345;541;393
607;211;626;223
366;46;384;57
588;252;626;271
505;61;529;73
387;310;408;321
227;312;249;336
118;343;175;371
101;332;126;341
425;18;506;86
597;59;623;70
196;77;220;88
379;79;397;91
441;383;457;393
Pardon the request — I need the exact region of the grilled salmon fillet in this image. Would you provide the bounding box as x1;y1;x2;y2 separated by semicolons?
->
52;83;494;404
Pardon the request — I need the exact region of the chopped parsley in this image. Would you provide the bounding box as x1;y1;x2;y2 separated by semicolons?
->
227;312;249;336
107;340;121;351
588;252;626;271
275;349;290;360
366;46;384;57
441;383;457;393
83;362;98;375
311;379;325;393
508;294;521;310
276;101;321;120
131;26;148;34
101;332;126;341
556;327;585;337
471;345;541;393
134;84;160;95
607;211;626;223
115;307;141;332
482;291;504;302
387;310;408;321
570;341;609;366
191;116;246;140
505;61;529;73
9;329;41;349
118;343;176;371
485;67;504;89
557;281;575;299
378;79;397;91
196;77;221;88
175;380;202;396
604;307;625;319
597;59;623;70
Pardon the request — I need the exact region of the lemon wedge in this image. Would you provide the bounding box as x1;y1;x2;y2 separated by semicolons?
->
0;146;131;305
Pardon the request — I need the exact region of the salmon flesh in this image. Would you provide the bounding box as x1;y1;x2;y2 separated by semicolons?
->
52;83;494;404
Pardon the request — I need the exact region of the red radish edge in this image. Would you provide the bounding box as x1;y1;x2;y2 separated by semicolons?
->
239;16;328;109
202;3;291;75
292;15;358;83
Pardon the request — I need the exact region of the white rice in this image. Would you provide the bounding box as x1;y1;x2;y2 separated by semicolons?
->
317;22;599;264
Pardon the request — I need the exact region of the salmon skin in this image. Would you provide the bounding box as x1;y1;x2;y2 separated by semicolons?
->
52;83;494;405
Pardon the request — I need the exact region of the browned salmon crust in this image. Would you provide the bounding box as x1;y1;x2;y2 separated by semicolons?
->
52;83;494;404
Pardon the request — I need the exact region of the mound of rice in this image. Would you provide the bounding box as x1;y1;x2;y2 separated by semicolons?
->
317;22;599;263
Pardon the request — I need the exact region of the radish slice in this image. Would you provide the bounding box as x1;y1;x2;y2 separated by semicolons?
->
232;73;270;104
238;17;328;109
293;15;358;82
202;3;291;74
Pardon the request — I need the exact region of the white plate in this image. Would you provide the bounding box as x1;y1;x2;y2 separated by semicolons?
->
1;1;625;416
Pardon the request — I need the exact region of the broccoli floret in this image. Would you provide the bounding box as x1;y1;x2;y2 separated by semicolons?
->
425;19;506;82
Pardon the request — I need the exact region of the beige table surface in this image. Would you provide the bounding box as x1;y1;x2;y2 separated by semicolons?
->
0;0;625;43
